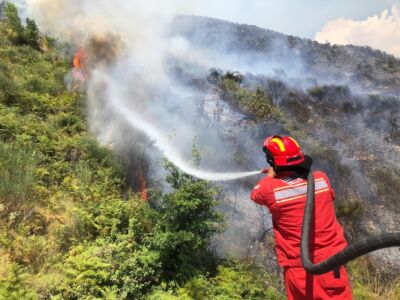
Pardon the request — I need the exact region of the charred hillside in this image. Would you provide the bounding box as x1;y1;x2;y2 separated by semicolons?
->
169;15;400;277
173;15;400;96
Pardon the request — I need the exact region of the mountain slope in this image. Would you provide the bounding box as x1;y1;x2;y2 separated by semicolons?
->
0;6;285;299
172;15;400;96
168;15;400;278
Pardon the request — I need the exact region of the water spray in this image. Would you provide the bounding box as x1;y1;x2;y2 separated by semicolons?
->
107;84;261;181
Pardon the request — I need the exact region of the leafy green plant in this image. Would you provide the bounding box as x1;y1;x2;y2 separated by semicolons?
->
335;196;364;234
4;3;40;48
221;77;275;120
3;3;25;44
25;18;40;49
0;264;38;300
0;142;37;206
148;262;284;300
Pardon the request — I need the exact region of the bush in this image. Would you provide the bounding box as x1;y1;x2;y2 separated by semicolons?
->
25;18;40;49
0;67;20;105
4;3;40;48
221;77;275;120
47;161;224;299
335;196;364;234
0;264;38;300
0;142;37;206
153;179;222;282
60;243;114;298
148;262;284;300
3;3;25;44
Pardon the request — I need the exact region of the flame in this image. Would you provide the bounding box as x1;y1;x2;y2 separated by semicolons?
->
73;48;86;69
139;170;148;201
71;48;87;89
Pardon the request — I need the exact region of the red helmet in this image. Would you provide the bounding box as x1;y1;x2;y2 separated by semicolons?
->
263;135;305;167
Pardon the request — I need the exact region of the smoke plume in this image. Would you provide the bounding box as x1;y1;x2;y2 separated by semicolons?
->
25;0;266;180
22;0;273;259
315;4;400;57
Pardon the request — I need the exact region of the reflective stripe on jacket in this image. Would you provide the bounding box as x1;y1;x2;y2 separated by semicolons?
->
251;170;348;267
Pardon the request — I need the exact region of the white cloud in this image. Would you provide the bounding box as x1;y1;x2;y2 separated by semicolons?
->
315;4;400;57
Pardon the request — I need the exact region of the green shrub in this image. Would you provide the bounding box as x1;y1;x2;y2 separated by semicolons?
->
53;212;162;299
307;86;325;99
60;243;114;298
149;262;284;300
221;77;275;120
0;105;21;141
335;196;364;233
4;3;40;48
25;18;40;49
49;163;224;299
153;181;222;282
348;257;400;300
0;69;20;106
0;264;38;300
0;142;37;205
4;3;25;44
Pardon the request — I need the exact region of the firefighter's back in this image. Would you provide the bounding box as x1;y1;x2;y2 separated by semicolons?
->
270;170;347;265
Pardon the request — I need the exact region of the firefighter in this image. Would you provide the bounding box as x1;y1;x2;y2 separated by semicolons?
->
251;135;353;300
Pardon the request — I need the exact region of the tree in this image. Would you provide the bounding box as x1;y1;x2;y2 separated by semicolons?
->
4;3;40;49
0;264;38;300
4;3;24;44
25;18;40;49
153;162;223;282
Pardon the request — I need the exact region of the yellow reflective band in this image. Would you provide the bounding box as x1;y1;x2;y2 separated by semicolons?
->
289;137;300;148
271;138;285;152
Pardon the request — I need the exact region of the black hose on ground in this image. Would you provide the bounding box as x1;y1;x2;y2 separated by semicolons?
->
300;171;400;275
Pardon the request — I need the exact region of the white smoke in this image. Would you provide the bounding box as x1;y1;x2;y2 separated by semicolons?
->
22;0;274;260
25;0;264;181
91;69;261;181
315;4;400;57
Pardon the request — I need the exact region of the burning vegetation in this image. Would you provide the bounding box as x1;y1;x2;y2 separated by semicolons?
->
71;34;123;88
138;166;148;201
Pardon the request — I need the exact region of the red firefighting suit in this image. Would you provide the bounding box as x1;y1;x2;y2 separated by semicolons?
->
251;170;353;300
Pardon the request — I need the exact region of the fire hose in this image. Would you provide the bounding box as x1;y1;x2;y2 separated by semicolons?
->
300;171;400;275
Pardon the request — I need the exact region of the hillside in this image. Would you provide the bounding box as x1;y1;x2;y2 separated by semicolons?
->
0;4;286;299
169;15;400;277
172;15;400;96
0;4;399;299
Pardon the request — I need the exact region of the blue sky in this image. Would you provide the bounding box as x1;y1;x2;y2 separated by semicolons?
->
185;0;398;38
14;0;399;39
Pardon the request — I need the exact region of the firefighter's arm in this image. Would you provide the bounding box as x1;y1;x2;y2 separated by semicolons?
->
250;179;275;209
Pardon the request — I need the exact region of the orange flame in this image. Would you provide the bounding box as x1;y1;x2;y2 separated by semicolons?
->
72;48;88;89
139;171;148;201
73;48;86;69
